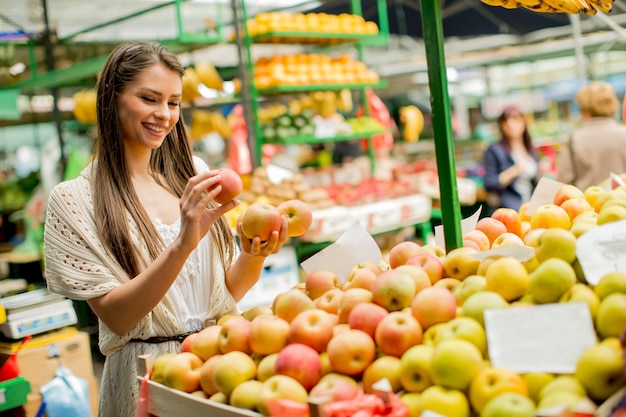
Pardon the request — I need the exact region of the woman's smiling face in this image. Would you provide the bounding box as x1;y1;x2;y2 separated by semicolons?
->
117;62;183;152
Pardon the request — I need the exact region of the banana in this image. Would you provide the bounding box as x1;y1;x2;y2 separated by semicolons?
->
517;0;543;8
501;0;522;9
588;0;612;13
571;0;592;13
480;0;509;6
520;1;561;11
541;0;582;13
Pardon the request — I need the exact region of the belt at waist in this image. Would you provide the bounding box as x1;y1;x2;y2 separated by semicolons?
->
130;331;196;344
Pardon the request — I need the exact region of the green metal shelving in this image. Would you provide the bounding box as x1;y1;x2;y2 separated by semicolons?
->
237;0;391;174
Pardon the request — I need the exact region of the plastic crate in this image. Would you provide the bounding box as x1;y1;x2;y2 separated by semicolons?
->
0;376;31;412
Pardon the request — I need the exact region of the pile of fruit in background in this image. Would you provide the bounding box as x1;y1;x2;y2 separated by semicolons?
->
148;180;626;417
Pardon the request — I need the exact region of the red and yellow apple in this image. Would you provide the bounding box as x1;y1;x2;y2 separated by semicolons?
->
218;315;251;354
249;314;290;355
274;342;323;391
375;311;423;357
388;241;422;268
214;167;243;204
277;199;313;237
347;301;389;339
411;286;457;330
241;202;283;241
305;269;342;300
162;352;204;393
288;308;336;353
326;329;377;376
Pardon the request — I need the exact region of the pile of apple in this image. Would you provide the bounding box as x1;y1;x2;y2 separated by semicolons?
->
150;182;626;417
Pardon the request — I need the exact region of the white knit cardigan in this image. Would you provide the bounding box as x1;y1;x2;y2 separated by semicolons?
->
43;159;237;417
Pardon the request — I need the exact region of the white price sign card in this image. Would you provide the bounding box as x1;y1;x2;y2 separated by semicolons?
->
470;244;535;262
576;219;626;285
435;206;482;250
300;222;382;283
526;177;566;216
484;302;597;374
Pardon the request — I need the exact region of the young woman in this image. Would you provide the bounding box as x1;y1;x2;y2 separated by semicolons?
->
43;41;288;417
483;106;539;213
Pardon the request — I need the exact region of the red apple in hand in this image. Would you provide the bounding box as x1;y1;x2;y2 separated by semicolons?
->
277;199;313;237
241;203;283;241
214;167;243;204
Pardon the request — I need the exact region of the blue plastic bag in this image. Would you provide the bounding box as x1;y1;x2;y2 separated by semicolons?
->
36;365;94;417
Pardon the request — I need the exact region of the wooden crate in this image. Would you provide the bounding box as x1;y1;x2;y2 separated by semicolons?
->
137;355;262;417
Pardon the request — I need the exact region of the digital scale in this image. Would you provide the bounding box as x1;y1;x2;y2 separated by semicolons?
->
0;289;77;339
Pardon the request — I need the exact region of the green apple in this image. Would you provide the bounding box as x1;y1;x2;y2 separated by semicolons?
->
534;228;577;264
485;257;529;302
528;258;576;304
443;247;481;281
481;392;536;417
523;256;540;274
595;293;626;338
419;385;470;417
575;337;626;401
597;203;626;225
569;220;597;238
437;316;487;354
399;344;434;393
452;275;487;306
521;372;555;403
594;271;626;299
559;283;600;319
229;379;264;411
431;338;483;391
537;390;583;411
469;367;529;414
460;291;509;327
400;392;422;417
538;375;586;401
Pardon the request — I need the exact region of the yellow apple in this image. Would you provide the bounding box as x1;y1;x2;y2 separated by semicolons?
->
481;392;536;417
538;375;586;402
256;375;309;416
452;275;487;306
559;283;600;319
277;199;313;237
594;271;626;300
399;344;434;393
443;247;481;280
597;203;626;225
491;232;525;249
521;372;555;403
256;353;278;382
460;291;509;327
420;385;470;417
394;264;432;294
530;204;571;230
595;292;626;338
212;351;257;396
400;392;423;417
249;314;290;355
315;288;343;314
150;353;177;385
468;367;529;413
484;257;529;302
583;185;606;208
362;355;403;394
437;316;487;354
528;258;576;304
162;352;204;393
241;305;273;321
534;228;577;264
209;392;228;403
229;379;264;411
537;390;583;411
575;337;625;401
431;338;483;391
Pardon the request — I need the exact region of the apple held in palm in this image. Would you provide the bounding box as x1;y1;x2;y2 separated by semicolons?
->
277;199;313;237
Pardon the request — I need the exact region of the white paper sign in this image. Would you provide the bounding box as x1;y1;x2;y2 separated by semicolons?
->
469;244;535;262
420;412;446;417
485;302;597;374
576;219;626;285
610;172;626;188
526;176;566;216
300;222;382;283
265;163;294;184
434;206;482;249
